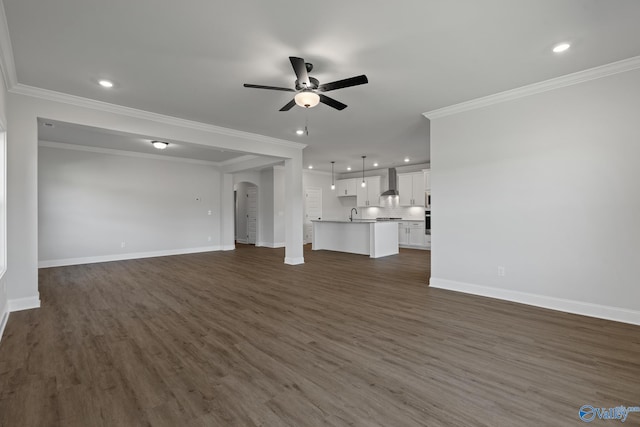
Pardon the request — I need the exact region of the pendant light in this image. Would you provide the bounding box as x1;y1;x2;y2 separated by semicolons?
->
330;161;336;190
361;156;366;188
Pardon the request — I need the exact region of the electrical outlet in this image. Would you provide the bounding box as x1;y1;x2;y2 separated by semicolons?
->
207;210;212;216
207;236;212;242
121;241;126;248
497;266;506;277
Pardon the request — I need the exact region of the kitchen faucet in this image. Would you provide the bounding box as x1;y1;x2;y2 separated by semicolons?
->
350;207;358;222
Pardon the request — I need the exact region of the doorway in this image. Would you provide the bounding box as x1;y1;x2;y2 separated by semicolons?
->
304;187;322;244
234;182;258;245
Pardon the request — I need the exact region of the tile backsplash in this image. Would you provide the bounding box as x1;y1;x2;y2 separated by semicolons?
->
360;197;425;220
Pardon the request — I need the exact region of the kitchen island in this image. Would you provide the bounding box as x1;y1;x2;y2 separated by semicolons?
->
311;220;399;258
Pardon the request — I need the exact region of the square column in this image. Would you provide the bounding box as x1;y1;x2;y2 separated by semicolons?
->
284;154;304;265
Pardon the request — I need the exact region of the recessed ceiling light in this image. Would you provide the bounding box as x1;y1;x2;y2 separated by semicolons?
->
98;79;114;88
373;162;379;167
552;43;570;53
347;167;352;171
151;140;169;150
296;129;304;135
404;157;410;162
308;165;313;169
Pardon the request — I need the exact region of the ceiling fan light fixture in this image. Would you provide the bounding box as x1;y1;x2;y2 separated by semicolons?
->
294;91;320;108
152;140;169;150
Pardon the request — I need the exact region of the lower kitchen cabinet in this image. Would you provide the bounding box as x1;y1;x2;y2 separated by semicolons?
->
398;221;428;249
398;222;410;245
409;223;425;246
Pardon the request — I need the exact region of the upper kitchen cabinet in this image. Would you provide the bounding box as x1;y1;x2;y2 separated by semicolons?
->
356;176;381;207
424;169;430;191
336;178;357;197
398;172;426;206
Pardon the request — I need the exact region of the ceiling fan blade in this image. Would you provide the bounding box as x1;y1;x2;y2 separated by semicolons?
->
318;75;369;92
319;94;347;111
243;83;295;92
289;57;311;88
279;99;297;111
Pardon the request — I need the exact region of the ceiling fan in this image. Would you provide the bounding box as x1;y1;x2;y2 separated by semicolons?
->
243;56;368;111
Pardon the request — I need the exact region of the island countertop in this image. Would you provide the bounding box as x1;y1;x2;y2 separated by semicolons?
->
310;219;376;223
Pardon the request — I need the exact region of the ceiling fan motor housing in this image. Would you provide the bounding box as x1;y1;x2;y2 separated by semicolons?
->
296;76;319;91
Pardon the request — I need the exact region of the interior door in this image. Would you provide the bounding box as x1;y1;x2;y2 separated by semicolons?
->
304;188;322;244
246;186;257;244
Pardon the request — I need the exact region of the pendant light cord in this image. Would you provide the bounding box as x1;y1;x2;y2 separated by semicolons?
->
305;112;309;136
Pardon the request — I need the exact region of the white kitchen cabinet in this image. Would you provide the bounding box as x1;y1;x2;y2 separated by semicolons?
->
398;172;426;206
356;176;381;207
336;178;357;197
398;221;427;248
398;222;410;245
424;169;430;191
409;223;425;246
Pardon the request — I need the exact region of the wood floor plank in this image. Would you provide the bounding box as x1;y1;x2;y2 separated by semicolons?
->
1;245;639;426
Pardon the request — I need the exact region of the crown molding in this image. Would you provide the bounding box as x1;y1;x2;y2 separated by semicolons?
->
39;140;223;166
0;0;17;90
10;83;307;151
423;55;640;120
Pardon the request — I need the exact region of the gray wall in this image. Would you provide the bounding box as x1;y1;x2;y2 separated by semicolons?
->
38;145;221;264
430;67;640;323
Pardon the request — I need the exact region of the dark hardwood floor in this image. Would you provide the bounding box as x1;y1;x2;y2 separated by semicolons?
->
1;245;639;426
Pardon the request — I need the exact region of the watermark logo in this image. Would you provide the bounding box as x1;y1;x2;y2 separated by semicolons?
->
579;404;640;423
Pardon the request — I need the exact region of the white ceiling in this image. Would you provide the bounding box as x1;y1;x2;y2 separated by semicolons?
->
37;119;252;164
5;0;640;171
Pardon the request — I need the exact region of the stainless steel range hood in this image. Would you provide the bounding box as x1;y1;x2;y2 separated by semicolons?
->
380;168;399;196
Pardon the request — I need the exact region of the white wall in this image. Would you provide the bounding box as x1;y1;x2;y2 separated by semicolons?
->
0;70;8;340
38;145;222;265
302;170;346;220
430;68;640;324
38;146;221;266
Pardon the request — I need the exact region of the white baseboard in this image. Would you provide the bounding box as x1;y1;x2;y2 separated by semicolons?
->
256;242;285;248
38;246;224;268
236;239;248;244
221;245;236;251
429;278;640;326
8;295;41;312
284;257;305;265
399;244;429;251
